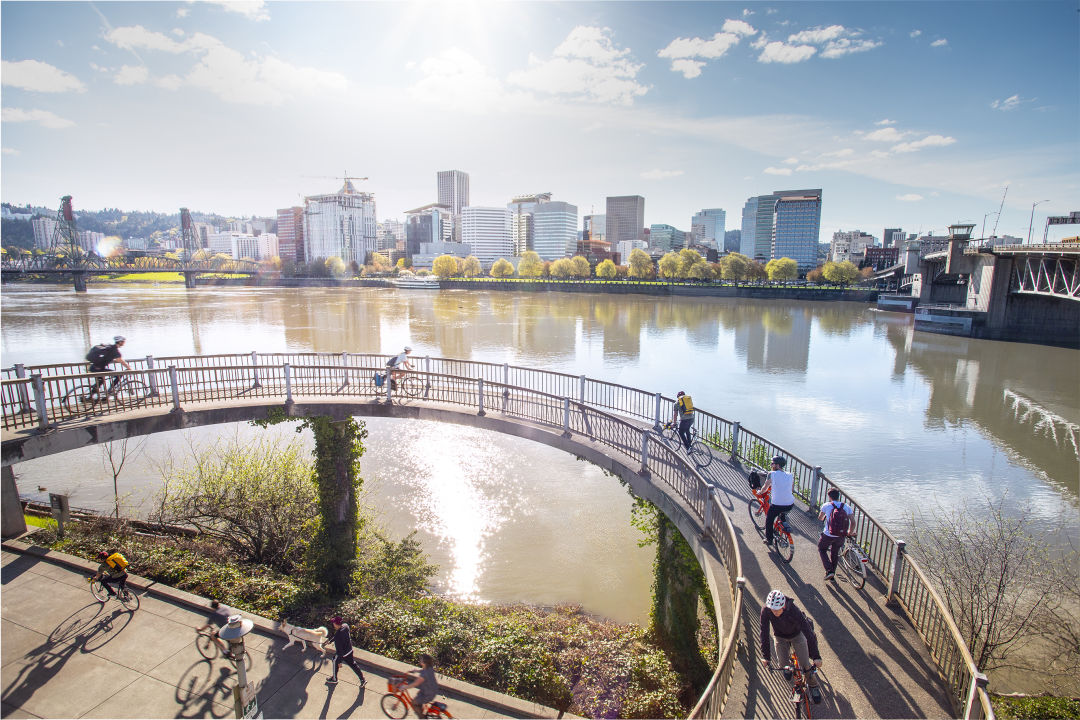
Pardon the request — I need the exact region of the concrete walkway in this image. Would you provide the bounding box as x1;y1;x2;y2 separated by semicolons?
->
692;452;956;719
0;545;562;719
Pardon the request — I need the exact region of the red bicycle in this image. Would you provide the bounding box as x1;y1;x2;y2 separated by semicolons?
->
782;649;820;718
381;674;452;719
748;486;795;562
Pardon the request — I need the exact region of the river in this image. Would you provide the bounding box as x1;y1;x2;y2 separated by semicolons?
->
2;284;1077;625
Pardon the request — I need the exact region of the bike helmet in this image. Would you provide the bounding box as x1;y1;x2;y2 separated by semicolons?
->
677;391;685;397
97;550;109;560
404;346;412;352
113;335;126;344
765;589;787;610
772;455;787;468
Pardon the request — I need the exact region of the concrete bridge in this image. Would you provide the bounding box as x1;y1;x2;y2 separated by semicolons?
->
1;353;996;718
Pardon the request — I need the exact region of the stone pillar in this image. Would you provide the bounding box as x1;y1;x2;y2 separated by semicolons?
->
652;514;710;690
184;271;198;289
984;255;1014;331
2;466;27;538
72;271;87;293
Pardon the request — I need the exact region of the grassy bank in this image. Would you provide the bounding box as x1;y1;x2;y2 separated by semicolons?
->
33;518;695;718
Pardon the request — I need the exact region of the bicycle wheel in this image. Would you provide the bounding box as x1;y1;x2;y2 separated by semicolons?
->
660;423;678;445
690;439;712;467
116;380;149;408
196;632;221;660
842;543;867;589
118;588;140;611
89;578;109;602
748;498;766;530
400;375;422;397
795;688;812;719
63;384;97;414
774;529;795;563
381;693;409;719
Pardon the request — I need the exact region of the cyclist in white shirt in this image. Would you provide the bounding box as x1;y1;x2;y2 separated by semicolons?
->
386;346;414;383
760;455;795;546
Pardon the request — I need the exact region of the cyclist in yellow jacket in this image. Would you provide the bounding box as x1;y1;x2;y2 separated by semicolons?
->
673;391;695;451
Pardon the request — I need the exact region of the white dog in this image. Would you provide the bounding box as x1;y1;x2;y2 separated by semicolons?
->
278;620;329;653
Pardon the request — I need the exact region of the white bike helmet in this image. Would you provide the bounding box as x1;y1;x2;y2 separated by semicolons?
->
113;335;126;344
765;589;787;610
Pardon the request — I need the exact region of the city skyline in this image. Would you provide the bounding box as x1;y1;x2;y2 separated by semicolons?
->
1;1;1077;243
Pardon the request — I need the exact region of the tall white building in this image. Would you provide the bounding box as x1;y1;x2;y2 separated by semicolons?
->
830;230;876;263
31;217;58;250
615;239;648;264
462;206;511;267
532;201;578;261
208;231;261;260
507;192;552;256
691;208;725;249
437;170;469;242
303;180;377;265
257;233;279;260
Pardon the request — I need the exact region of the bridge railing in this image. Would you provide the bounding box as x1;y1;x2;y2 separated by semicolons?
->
0;353;992;719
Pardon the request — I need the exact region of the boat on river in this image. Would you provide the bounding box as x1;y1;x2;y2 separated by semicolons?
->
392;275;440;289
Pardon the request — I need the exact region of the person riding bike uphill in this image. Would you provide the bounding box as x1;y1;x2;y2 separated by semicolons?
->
92;550;129;599
386;346;414;387
759;455;795;546
84;336;132;402
760;589;823;703
818;488;855;582
672;391;695;451
398;653;440;718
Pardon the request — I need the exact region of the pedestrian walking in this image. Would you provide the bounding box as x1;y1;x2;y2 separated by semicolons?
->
327;616;366;688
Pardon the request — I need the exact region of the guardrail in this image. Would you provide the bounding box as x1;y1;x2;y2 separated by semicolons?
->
0;352;991;719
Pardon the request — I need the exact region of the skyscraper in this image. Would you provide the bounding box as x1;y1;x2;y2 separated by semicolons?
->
533;201;578;261
740;195;774;261
691;208;725;250
507;192;552;256
882;228;903;248
437;170;469;242
276;206;305;263
462;206;511;267
772;189;822;271
302;180;377;265
648;224;688;254
605;195;645;250
404;204;453;258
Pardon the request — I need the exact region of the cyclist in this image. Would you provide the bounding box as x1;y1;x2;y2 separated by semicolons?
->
195;600;240;636
91;550;129;599
759;589;823;704
759;455;795;546
84;336;132;401
385;346;414;385
818;488;855;582
671;390;695;451
398;653;439;717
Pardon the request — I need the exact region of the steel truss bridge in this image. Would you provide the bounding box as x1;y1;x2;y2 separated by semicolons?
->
0;255;261;275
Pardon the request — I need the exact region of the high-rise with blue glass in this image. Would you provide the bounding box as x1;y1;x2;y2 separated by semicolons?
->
771;189;822;272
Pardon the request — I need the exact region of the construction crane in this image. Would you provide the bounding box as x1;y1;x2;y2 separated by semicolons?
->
991;185;1008;237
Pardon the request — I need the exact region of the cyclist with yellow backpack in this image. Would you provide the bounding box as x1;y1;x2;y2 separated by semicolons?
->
92;550;129;599
673;390;695;451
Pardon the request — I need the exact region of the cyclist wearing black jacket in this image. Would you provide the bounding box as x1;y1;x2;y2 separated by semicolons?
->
760;589;823;702
85;336;132;401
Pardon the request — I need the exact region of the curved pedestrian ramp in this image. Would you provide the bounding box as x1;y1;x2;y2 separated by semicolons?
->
1;353;996;718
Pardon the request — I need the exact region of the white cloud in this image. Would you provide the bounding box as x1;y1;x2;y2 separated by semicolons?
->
106;25;189;53
409;48;509;113
892;134;956;153
670;59;706;79
640;169;684;180
784;25;881;59
896;193;924;202
176;7;189;18
991;94;1030;111
910;29;922;38
658;33;742;61
722;19;757;37
821;148;855;158
1;59;86;93
114;65;149;85
821;37;882;58
788;25;845;45
865;127;906;142
2;147;20;155
509;26;648;105
931;38;948;47
1;107;75;129
742;8;755;16
875;118;896;126
783;156;799;164
156;74;184;90
204;1;269;21
764;166;793;175
758;41;816;64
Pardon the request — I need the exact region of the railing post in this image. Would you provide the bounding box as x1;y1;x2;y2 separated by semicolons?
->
251;351;261;388
168;366;181;412
562;397;571;436
886;540;906;606
284;363;293;404
639;432;650;475
579;374;586;404
14;364;29;414
145;356;160;397
653;392;662;430
809;466;822;512
730;422;741;460
477;378;486;416
964;672;989;720
502;363;509;412
704;487;717;540
424;356;431;398
340;351;349;387
31;374;48;429
385;373;393;404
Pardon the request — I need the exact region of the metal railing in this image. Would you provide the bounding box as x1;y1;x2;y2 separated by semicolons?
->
0;352;992;719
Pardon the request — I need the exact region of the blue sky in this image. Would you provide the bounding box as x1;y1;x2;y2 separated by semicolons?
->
2;1;1077;243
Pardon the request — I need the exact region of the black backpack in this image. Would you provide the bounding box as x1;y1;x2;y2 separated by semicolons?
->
86;344;111;364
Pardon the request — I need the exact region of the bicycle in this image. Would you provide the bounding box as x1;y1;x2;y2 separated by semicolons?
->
748;486;795;563
195;627;254;670
781;650;820;719
372;371;422;398
63;374;149;413
659;421;712;467
381;674;452;719
838;533;868;589
88;576;140;611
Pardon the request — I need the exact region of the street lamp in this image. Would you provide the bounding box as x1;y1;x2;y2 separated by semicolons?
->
1028;200;1049;244
981;211;998;240
218;614;257;719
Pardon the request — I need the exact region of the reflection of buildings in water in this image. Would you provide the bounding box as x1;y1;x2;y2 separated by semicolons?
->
733;304;811;374
872;311;914;377
281;289;385;353
1003;389;1080;464
511;296;577;361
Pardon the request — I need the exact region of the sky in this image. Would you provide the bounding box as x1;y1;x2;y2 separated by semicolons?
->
2;0;1078;244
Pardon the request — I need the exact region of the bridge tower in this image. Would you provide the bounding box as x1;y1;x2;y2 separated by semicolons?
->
50;195;94;292
179;207;202;289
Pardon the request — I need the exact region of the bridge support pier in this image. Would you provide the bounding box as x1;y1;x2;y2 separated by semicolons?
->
2;466;27;538
653;514;711;691
72;271;87;293
183;271;198;289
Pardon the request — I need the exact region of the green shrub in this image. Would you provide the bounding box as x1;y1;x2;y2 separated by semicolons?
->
992;695;1080;720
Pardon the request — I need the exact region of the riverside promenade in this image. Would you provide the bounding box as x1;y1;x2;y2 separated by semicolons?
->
0;543;561;719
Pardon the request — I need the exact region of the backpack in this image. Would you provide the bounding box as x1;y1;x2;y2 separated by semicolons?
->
748;470;763;490
86;344;111;364
374;372;385;388
827;501;850;536
678;395;694;415
105;552;129;570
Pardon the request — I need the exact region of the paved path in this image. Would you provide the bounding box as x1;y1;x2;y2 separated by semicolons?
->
0;547;559;719
690;450;955;719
